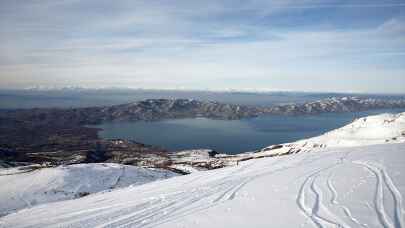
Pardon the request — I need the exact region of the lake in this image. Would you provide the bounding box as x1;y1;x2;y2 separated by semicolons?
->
95;108;405;154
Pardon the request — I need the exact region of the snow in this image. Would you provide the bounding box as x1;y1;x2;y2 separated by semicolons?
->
170;149;214;162
168;164;202;173
0;163;177;216
1;112;405;227
0;143;404;228
299;112;405;147
168;149;224;173
259;112;405;156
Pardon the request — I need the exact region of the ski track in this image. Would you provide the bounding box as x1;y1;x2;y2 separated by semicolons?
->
296;151;355;228
309;175;349;228
295;150;376;228
52;176;241;227
297;154;404;228
354;161;404;228
380;164;404;228
326;171;369;228
94;181;241;228
326;172;339;205
296;164;351;228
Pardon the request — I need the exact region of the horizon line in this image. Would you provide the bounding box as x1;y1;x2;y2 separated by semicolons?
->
1;86;405;96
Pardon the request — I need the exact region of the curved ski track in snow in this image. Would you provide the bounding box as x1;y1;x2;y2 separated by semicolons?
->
353;161;404;228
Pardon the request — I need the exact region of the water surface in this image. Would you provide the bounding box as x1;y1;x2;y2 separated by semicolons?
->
95;108;405;154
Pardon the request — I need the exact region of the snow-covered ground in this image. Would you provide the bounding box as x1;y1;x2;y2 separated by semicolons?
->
0;163;177;216
1;144;404;228
0;112;404;228
295;112;405;147
259;112;405;156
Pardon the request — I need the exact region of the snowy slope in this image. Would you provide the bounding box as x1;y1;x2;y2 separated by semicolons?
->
0;163;177;216
297;112;405;147
1;143;404;228
259;112;405;156
1;112;404;227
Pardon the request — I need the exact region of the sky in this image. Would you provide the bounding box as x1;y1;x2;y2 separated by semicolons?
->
0;0;405;93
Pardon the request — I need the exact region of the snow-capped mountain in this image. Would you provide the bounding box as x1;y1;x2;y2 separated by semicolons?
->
0;163;177;216
266;96;405;115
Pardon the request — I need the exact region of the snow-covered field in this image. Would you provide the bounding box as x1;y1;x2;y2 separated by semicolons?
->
0;163;177;216
0;112;404;228
1;144;404;228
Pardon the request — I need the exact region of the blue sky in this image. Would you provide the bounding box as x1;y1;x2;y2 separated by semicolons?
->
0;0;404;93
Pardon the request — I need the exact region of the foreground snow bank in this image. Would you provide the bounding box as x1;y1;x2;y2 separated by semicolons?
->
0;163;177;216
1;143;404;227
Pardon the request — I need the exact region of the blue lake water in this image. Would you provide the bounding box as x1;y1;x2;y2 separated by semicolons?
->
95;108;405;154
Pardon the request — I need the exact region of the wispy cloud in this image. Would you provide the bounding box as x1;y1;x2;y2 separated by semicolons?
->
0;0;404;93
265;2;405;9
